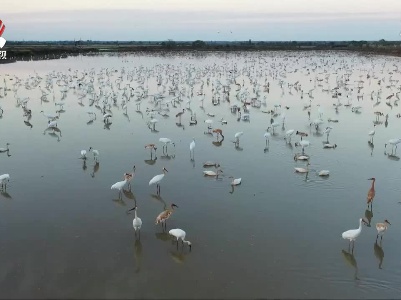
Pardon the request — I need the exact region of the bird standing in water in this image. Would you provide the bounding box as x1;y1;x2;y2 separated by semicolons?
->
367;177;376;208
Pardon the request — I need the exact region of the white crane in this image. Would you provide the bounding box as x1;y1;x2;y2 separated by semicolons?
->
234;132;243;144
284;129;295;143
385;138;401;152
149;167;168;194
368;125;376;143
169;228;192;251
0;174;10;190
80;149;87;159
88;147;99;162
342;218;368;251
111;174;130;198
127;206;142;239
159;138;175;152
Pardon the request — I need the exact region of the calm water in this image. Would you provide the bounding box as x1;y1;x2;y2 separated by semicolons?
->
0;51;401;299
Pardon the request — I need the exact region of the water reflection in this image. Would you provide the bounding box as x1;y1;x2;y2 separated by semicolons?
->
90;162;100;178
365;207;373;227
373;240;384;269
170;249;189;264
341;249;359;280
384;151;400;161
0;190;12;199
133;239;142;273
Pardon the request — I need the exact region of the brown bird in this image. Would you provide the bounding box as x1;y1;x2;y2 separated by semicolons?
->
145;144;157;153
376;219;391;241
212;128;224;139
367;177;376;208
155;203;179;230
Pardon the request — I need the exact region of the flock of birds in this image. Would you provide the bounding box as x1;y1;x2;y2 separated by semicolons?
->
0;51;401;265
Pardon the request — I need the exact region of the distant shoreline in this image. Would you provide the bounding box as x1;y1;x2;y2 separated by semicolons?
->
2;41;401;63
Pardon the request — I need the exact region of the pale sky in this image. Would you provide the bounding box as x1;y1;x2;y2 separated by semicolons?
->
2;0;401;41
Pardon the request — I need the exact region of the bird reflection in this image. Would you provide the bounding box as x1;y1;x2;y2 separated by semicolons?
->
82;159;87;171
86;119;94;125
112;197;126;206
90;162;100;178
133;239;142;273
155;231;172;242
373;240;384;269
384;151;400;161
212;137;224;147
341;249;359;280
144;157;157;165
229;185;235;194
150;193;166;208
23;120;33;128
368;141;374;156
0;190;12;199
364;207;373;227
170;249;188;264
160;153;175;160
123;189;137;203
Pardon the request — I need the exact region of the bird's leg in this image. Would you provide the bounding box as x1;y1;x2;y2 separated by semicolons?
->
139;230;141;240
381;235;383;241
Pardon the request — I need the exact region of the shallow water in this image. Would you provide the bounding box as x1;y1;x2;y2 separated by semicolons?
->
0;51;401;299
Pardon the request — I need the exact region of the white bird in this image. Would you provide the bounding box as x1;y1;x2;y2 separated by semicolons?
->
294;162;310;173
323;143;337;149
323;126;333;140
111;174;130;198
159;138;175;152
294;140;310;154
169;228;192;251
127;206;142;239
368;125;376;142
342;218;368;250
234;131;243;144
149;167;168;194
264;128;271;147
318;170;330;176
40;110;58;121
190;138;195;158
80;149;87;159
0;174;10;190
229;177;242;186
203;169;223;177
0;143;10;153
294;154;309;161
385;138;401;152
88;147;99;161
103;113;112;124
284;129;295;142
376;219;391;241
48;120;57;128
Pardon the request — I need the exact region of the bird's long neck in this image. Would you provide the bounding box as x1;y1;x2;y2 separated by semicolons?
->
358;219;363;231
371;180;375;189
134;210;138;219
182;238;190;245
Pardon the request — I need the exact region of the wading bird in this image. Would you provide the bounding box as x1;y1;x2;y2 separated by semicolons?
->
169;228;192;251
149;167;168;195
155;203;178;230
342;218;368;252
127;206;142;239
367;177;376;208
376;219;391;241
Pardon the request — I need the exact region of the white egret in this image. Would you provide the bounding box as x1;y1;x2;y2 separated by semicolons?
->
368;125;376;143
149;167;168;194
323;126;333;141
294;140;310;154
169;228;192;251
264;128;271;148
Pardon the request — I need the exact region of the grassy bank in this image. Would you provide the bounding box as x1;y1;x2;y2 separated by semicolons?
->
2;40;401;63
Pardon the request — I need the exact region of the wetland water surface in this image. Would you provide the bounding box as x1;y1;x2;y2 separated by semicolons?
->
0;51;401;298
